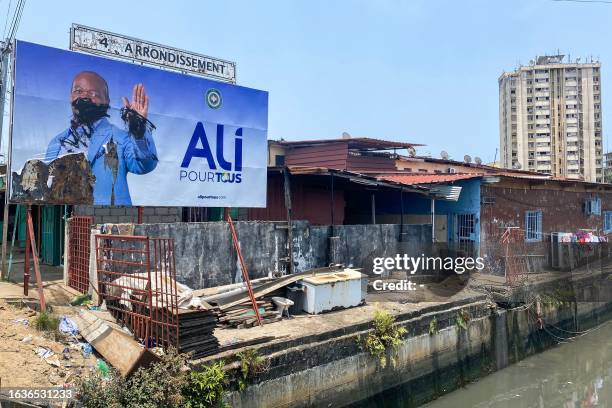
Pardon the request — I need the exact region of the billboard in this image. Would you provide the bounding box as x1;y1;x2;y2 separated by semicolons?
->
70;24;236;83
10;40;268;207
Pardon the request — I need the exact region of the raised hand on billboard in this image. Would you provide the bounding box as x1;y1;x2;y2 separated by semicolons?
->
120;83;155;138
122;83;149;119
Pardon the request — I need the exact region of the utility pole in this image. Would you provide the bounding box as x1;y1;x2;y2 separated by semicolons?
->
0;42;12;279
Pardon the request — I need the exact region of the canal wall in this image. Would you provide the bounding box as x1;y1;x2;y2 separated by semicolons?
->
220;270;612;407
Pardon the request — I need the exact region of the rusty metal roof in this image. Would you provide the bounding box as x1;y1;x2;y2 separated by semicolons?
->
274;137;423;150
377;173;483;185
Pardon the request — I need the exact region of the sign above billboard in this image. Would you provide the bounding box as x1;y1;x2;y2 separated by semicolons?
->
10;41;267;207
70;24;236;83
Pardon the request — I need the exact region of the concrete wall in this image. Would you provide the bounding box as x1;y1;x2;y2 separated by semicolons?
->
109;221;431;289
74;205;181;224
225;273;612;407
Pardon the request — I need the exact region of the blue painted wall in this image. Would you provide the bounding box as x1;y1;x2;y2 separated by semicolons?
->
375;178;481;243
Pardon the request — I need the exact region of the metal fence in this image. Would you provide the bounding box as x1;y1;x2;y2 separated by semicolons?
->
480;228;611;286
67;216;93;294
95;234;180;349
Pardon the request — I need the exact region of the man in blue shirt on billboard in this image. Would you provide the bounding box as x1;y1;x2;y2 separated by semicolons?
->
45;71;158;205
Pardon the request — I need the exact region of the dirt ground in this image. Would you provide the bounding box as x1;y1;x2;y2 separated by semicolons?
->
0;299;97;389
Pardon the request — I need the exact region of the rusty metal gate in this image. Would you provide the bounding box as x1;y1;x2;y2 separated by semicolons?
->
67;216;93;293
95;235;179;349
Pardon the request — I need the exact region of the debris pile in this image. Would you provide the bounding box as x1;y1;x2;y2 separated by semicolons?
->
0;300;97;389
11;153;95;204
217;296;283;329
173;308;220;358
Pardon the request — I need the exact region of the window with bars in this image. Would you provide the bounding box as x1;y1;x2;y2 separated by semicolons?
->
605;211;612;234
525;210;542;242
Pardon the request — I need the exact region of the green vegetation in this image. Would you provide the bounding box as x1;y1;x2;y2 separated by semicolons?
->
33;311;59;332
358;309;407;369
236;348;269;391
70;293;92;306
540;286;576;308
183;361;229;408
75;349;231;408
456;310;471;331
428;317;438;336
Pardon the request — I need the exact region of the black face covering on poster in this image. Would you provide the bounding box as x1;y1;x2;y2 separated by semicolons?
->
71;97;110;128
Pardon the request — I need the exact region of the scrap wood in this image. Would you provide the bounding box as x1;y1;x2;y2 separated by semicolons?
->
72;309;159;376
217;265;343;310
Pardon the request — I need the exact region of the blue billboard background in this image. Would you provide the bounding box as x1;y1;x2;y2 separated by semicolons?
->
11;40;268;207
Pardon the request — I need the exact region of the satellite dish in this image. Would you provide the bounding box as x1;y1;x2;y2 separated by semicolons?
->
407;146;416;157
341;132;351;139
512;162;522;170
464;155;472;163
474;156;482;165
440;151;449;160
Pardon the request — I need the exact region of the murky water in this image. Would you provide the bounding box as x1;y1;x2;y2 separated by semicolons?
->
424;321;612;408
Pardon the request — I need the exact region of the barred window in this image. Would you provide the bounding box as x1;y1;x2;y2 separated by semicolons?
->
525;210;542;242
605;211;612;234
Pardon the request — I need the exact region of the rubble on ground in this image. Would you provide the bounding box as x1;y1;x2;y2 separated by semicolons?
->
0;300;97;388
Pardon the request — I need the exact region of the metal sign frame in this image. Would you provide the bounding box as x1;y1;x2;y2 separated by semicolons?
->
69;23;236;83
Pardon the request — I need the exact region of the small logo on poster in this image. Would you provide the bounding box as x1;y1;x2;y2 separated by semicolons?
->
206;89;222;109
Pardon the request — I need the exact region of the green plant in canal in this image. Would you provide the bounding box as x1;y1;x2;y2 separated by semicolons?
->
456;310;471;331
183;361;230;408
429;317;439;336
358;309;407;369
236;348;269;391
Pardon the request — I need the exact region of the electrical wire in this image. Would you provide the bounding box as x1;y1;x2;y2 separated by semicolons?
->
2;0;12;41
6;0;25;43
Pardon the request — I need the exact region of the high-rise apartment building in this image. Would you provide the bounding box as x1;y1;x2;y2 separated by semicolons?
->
499;55;603;182
604;152;612;183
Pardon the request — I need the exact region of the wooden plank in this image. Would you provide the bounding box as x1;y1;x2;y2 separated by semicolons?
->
217;266;343;310
73;310;160;376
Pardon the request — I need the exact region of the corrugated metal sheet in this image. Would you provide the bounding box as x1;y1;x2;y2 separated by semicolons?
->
346;154;397;172
285;142;348;170
247;173;346;225
278;137;423;150
377;173;482;185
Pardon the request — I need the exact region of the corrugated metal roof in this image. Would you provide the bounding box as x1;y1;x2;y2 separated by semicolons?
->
377;173;482;185
275;137;423;150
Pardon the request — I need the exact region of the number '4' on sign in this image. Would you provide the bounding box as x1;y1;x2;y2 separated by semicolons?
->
98;37;108;48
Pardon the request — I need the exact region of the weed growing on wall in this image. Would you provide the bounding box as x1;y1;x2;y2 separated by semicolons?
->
236;348;269;391
183;361;229;408
429;317;439;336
456;310;471;331
358;309;407;369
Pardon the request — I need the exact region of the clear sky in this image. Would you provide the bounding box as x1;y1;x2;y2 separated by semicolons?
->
7;0;612;162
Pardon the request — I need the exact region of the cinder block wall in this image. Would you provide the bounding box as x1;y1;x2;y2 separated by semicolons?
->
73;205;181;224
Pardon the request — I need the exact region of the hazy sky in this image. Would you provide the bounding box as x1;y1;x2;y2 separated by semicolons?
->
7;0;612;162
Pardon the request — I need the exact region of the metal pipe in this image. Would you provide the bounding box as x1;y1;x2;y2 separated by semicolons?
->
431;199;436;243
24;206;30;295
283;169;294;274
400;190;404;236
330;173;335;233
1;49;13;278
371;194;376;224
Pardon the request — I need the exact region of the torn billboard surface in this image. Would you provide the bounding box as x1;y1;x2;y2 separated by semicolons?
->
10;41;268;207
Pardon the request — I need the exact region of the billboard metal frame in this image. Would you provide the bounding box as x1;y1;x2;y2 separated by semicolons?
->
69;23;237;84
